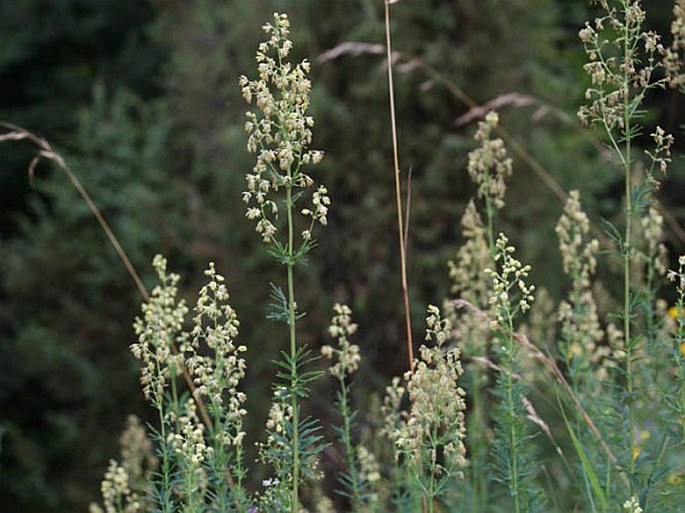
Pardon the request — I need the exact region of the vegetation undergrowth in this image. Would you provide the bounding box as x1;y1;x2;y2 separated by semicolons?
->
3;1;685;512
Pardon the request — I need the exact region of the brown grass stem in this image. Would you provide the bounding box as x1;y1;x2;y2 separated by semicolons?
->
384;0;414;372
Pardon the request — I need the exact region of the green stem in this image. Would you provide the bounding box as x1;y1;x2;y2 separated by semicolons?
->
286;182;300;513
339;377;361;511
469;368;486;513
505;320;521;513
156;404;173;513
430;435;438;513
427;484;435;513
485;197;495;256
622;14;636;476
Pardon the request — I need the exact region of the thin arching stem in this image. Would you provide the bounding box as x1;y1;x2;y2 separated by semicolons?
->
384;0;414;372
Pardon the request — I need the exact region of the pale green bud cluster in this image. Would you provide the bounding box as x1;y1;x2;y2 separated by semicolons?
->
183;262;247;429
578;1;666;129
321;303;361;378
623;496;643;513
239;13;326;243
131;255;188;405
170;398;211;466
89;460;141;513
485;234;535;330
667;255;685;292
390;307;468;480
467;111;512;210
664;0;685;88
641;206;669;277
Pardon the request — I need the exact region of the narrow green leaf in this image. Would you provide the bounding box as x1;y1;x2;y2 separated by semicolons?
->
558;397;608;512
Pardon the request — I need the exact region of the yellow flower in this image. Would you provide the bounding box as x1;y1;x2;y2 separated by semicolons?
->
631;446;642;463
668;306;684;319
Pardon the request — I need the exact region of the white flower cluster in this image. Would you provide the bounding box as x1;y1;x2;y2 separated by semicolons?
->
556;192;606;372
183;262;247;446
667;255;685;292
119;415;156;486
261;387;293;451
131;255;188;405
664;0;685;88
467;111;512;210
170;398;211;466
321;303;361;378
356;445;381;484
556;191;599;285
448;200;492;302
239;12;327;243
578;1;667;129
89;460;141;513
485;234;535;330
380;376;405;443
444;200;493;358
90;416;155;513
391;307;468;479
646;126;675;178
623;496;643;513
641;206;669;277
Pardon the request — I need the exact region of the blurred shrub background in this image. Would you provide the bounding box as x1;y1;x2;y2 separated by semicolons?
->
1;1;683;511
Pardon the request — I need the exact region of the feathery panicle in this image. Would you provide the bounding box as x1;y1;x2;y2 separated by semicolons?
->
664;0;685;89
131;255;188;406
321;303;361;378
239;13;326;244
578;1;667;130
485;233;535;331
468;111;513;211
556;191;605;377
641;206;669;278
390;306;468;508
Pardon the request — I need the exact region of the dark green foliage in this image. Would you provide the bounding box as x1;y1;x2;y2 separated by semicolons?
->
0;84;183;511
